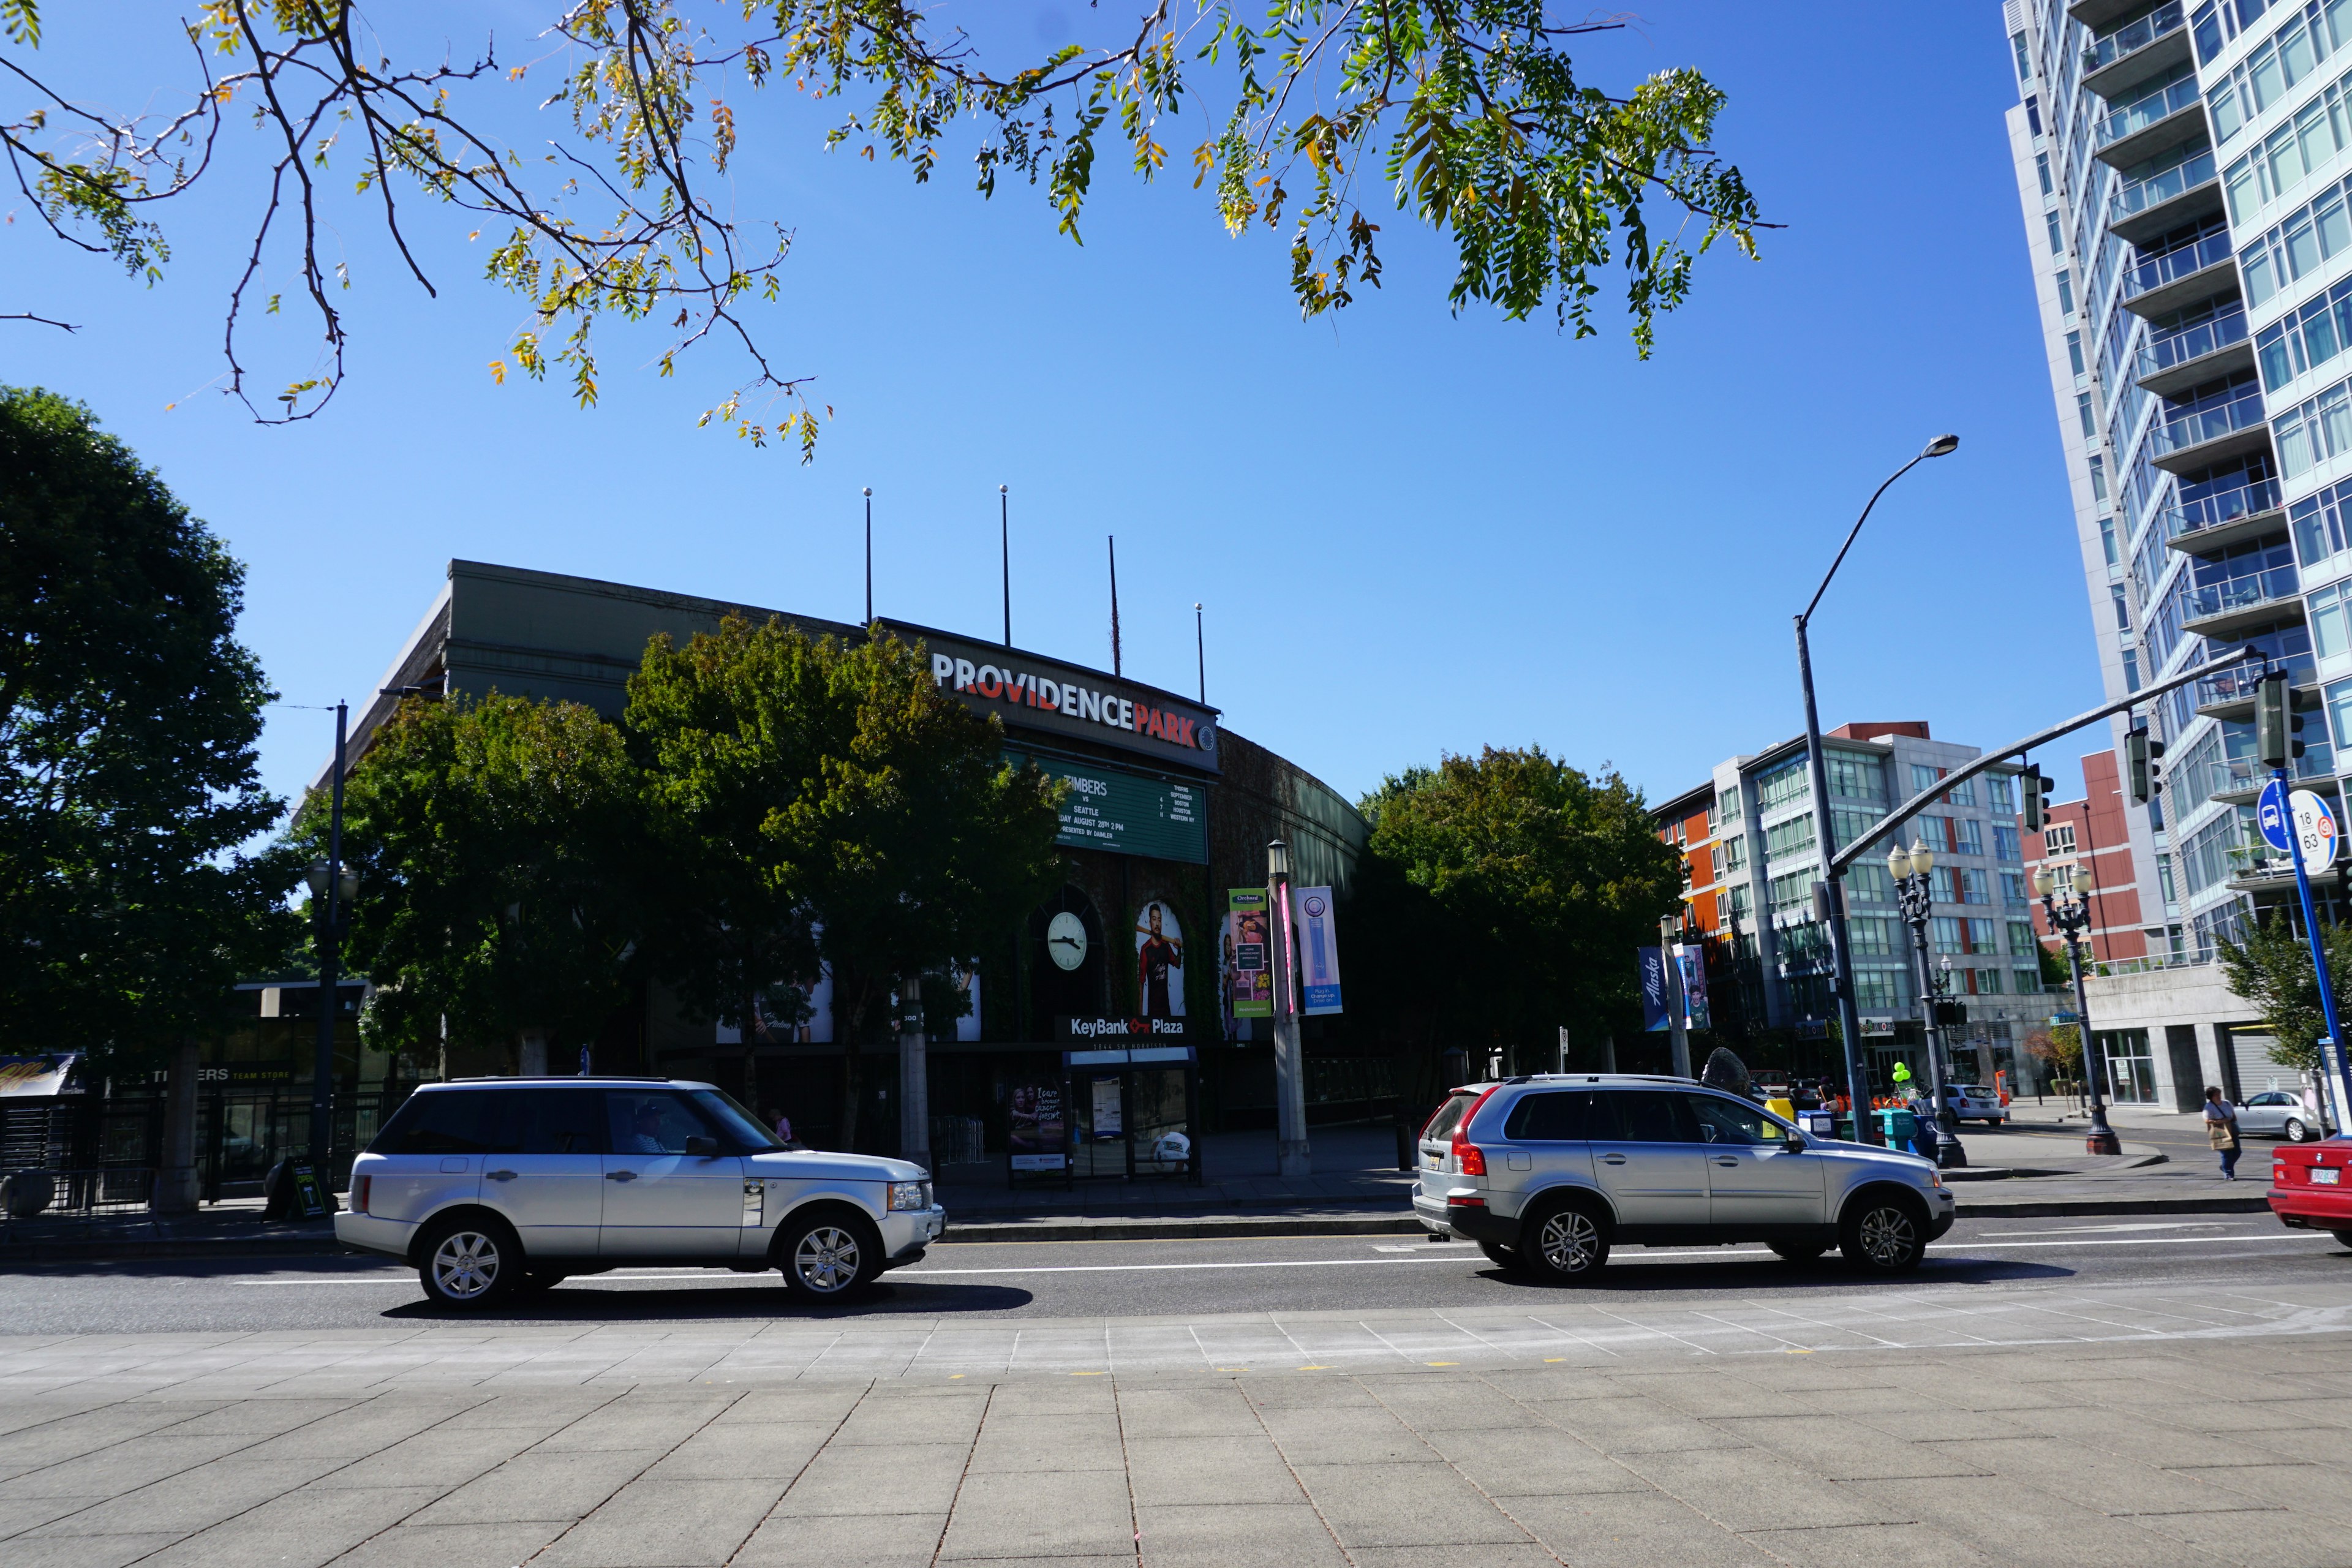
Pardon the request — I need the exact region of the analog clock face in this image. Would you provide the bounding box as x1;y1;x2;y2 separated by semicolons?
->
1047;911;1089;971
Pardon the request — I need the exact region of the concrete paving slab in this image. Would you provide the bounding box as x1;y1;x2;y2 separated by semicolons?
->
731;1509;948;1568
1131;1501;1348;1567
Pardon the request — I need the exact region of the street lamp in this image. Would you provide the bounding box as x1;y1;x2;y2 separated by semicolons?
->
1796;435;1960;1146
2035;864;2122;1155
1888;840;1966;1168
1267;839;1310;1177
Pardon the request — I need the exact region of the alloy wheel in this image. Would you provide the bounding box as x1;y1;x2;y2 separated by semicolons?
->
431;1231;501;1301
1536;1210;1602;1275
793;1226;862;1295
1858;1205;1917;1268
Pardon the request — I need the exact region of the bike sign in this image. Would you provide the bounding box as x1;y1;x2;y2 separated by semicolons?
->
2293;787;2340;867
2260;777;2294;853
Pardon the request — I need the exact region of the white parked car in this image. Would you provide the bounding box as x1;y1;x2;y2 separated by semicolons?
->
2235;1090;2329;1143
1940;1084;2007;1125
336;1079;946;1308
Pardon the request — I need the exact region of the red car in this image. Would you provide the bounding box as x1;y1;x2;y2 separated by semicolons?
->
2268;1140;2352;1244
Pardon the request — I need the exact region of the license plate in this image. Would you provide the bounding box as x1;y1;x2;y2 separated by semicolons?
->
2313;1167;2340;1185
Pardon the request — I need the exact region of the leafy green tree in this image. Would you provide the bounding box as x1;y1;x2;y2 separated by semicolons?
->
2;3;1762;452
2219;913;2352;1074
628;619;1064;1147
1352;747;1681;1093
333;693;647;1071
0;386;295;1061
2037;938;2073;992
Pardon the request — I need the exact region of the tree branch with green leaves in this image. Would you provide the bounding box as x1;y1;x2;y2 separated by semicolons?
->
4;1;1764;456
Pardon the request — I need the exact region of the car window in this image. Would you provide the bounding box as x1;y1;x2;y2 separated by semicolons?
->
1607;1091;1702;1144
1685;1093;1784;1145
372;1091;502;1155
507;1089;609;1155
1423;1090;1482;1142
690;1088;785;1152
606;1092;718;1156
1503;1091;1591;1141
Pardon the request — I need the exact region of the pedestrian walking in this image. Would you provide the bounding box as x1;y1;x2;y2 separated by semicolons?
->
2204;1086;2242;1180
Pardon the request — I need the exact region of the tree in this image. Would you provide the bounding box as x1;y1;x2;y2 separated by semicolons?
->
0;385;295;1062
1352;747;1681;1088
1;3;1764;453
333;693;647;1072
2025;1026;2082;1082
2219;912;2352;1075
2037;938;2073;992
627;619;1063;1146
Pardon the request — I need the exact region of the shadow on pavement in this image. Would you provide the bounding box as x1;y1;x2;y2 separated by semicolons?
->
1470;1256;2079;1292
379;1279;1037;1322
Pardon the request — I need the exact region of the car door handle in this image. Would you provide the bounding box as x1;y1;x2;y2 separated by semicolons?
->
606;1170;636;1182
1716;1156;1740;1166
486;1170;517;1182
1600;1154;1627;1165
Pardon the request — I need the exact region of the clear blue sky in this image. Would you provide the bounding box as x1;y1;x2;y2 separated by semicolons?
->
5;2;2096;818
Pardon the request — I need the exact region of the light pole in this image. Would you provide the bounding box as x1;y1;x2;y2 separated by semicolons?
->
1798;434;1959;1145
2037;865;2122;1155
1888;840;1966;1168
303;699;353;1178
1268;839;1311;1177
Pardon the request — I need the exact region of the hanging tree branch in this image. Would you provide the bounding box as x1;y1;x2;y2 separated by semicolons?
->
1;1;1768;458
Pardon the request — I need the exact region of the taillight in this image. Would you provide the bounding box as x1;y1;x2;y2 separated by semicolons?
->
1451;1086;1499;1177
352;1175;370;1215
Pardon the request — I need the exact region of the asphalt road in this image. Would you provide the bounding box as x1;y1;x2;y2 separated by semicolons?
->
0;1212;2342;1335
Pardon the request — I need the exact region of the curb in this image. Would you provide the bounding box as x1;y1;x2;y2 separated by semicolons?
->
0;1233;343;1265
944;1213;1423;1243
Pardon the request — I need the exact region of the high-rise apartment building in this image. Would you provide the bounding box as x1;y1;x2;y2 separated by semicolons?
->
1654;725;2044;1090
2001;0;2348;965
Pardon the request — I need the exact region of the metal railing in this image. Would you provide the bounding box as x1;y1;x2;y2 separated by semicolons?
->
2139;303;2248;380
2211;744;2335;794
2097;73;2204;148
2196;654;2316;706
2085;1;2185;75
2114;146;2218;222
2185;561;2301;620
2151;385;2267;456
0;1166;154;1219
2164;475;2280;540
2122;230;2233;301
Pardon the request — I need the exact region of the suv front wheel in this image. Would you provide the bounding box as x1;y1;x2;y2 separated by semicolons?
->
777;1210;884;1303
1840;1191;1928;1274
1520;1200;1611;1284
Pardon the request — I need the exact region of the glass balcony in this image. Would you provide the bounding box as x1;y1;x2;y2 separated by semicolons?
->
2096;74;2203;150
2195;654;2316;709
2121;230;2233;304
2164;475;2280;542
2085;1;2184;75
2211;743;2336;797
2113;147;2217;224
2184;561;2301;622
2138;303;2248;380
2150;383;2266;458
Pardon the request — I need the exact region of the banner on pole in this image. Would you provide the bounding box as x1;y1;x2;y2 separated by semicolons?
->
1227;889;1272;1018
1291;886;1343;1015
1638;947;1671;1033
1674;944;1711;1031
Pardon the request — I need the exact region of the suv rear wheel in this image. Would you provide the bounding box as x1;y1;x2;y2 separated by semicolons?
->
1839;1192;1928;1274
1519;1200;1610;1284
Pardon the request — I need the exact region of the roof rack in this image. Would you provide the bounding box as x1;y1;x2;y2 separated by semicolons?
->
441;1075;674;1084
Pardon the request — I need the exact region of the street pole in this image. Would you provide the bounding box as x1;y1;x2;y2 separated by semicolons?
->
1892;851;1966;1167
2277;765;2352;1118
899;974;930;1175
2038;870;2120;1155
1660;914;1692;1078
1268;840;1311;1177
1194;603;1206;704
312;700;347;1173
999;485;1011;647
863;487;873;624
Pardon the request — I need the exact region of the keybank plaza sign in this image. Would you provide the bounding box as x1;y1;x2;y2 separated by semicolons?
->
899;624;1220;774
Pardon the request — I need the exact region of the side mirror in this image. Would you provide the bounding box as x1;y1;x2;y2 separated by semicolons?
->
684;1135;719;1158
1784;1134;1808;1153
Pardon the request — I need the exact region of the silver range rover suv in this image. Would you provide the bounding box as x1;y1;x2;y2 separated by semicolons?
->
336;1078;946;1309
1412;1074;1955;1281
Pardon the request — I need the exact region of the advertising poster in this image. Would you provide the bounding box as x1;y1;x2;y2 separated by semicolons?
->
1134;900;1186;1017
1228;889;1272;1017
1292;886;1344;1015
1638;946;1670;1033
1674;943;1711;1031
1090;1076;1125;1139
1008;1080;1066;1172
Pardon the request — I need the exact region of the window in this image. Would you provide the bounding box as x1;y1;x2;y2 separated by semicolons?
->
1503;1091;1592;1141
2317;581;2352;659
2047;209;2066;255
1845;862;1894;904
2329;676;2352;748
1962;869;1994;905
2101;514;2119;565
1972;967;2005;996
2113;582;2133;630
2037;150;2053;194
1968;917;1998;952
1757;758;1809;810
2068;330;2086;377
1726;884;1752;921
1722;835;1747;872
2002;871;2030;905
1988;775;2017;813
1910;763;1939;796
1768;868;1819;914
1931;866;1962;905
1830;807;1880;852
1600;1091;1702;1144
2013;29;2032;83
2008;919;2038;956
1854;969;1906;1011
1848;916;1896;957
1953;819;1986;856
2015;968;2044;995
1826;752;1883;800
1765;815;1815;859
608;1092;722;1156
508;1090;609;1155
2090;453;2109;500
1994;824;2023;861
1717;785;1741;823
2026;93;2041;136
2045;823;2078;856
1686;1093;1784;1145
1931;916;1966;956
1947;777;1977;807
2058;268;2076;317
1709;843;1724;881
371;1090;504;1155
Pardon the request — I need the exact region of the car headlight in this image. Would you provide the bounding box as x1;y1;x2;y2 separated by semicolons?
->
888;1181;929;1212
1928;1172;1943;1189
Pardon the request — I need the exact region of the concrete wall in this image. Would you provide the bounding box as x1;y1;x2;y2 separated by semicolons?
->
2082;965;2263;1113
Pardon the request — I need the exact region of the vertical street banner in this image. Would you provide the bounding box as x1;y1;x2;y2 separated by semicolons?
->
1674;944;1711;1031
1292;886;1344;1015
1638;946;1671;1033
1134;899;1186;1017
1229;888;1273;1017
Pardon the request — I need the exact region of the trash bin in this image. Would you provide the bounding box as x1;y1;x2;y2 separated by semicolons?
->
1875;1108;1918;1148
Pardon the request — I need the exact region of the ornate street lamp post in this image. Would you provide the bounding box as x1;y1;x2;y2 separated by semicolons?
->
1888;841;1966;1167
2036;865;2122;1155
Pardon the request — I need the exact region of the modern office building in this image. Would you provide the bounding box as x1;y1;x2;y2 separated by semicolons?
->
1999;0;2352;973
1654;723;2046;1091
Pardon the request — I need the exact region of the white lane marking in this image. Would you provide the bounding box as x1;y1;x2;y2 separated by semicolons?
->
1978;1221;2233;1237
224;1231;2337;1286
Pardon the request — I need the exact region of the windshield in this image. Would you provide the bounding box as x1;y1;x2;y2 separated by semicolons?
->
690;1088;786;1151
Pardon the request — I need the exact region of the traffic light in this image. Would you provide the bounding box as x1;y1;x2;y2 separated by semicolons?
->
2125;728;2150;804
1933;1000;1967;1030
2256;673;2306;768
2022;767;2046;832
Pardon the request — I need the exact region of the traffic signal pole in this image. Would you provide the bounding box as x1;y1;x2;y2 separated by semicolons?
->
2261;671;2352;1124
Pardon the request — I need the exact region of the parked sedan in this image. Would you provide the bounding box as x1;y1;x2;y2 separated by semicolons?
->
2237;1090;2329;1143
1939;1084;2007;1125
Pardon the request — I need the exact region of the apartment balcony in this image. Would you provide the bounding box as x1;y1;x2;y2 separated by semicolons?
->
2110;146;2223;247
2082;2;2190;102
2148;383;2269;474
2165;476;2283;554
2180;562;2303;639
2120;230;2236;319
2210;745;2337;806
2071;0;2171;29
2136;303;2252;399
2194;655;2318;720
2095;74;2207;168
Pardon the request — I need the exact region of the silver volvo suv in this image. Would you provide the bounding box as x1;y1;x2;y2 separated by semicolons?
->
1411;1074;1954;1281
336;1078;946;1308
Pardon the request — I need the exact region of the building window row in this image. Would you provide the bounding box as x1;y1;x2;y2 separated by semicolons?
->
2209;7;2342;145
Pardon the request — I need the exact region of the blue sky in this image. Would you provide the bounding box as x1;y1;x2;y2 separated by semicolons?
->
3;2;2093;818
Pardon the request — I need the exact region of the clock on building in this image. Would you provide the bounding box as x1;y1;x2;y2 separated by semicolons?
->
1046;910;1089;972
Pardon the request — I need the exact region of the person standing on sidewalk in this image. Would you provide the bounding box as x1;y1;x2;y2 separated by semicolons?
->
2204;1087;2242;1180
